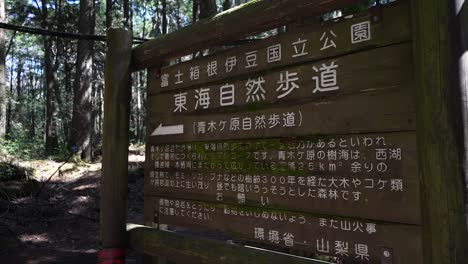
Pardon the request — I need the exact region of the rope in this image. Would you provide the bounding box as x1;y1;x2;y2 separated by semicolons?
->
0;22;147;44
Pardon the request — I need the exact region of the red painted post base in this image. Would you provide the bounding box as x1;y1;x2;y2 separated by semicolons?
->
98;248;126;264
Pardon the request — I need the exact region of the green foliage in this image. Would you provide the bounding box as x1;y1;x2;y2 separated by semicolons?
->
323;0;397;21
0;124;44;160
3;0;401;152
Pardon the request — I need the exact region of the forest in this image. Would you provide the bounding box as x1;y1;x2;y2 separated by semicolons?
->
0;0;255;163
0;0;410;263
0;0;390;163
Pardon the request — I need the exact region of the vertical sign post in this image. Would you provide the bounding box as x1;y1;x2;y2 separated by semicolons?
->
100;27;133;264
412;0;468;263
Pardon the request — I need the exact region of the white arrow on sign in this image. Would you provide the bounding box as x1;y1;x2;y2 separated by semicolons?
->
151;123;184;136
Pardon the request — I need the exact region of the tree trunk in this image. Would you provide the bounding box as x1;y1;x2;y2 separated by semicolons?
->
53;63;67;141
69;0;95;161
162;0;168;34
137;72;144;142
91;70;97;153
235;0;248;6
0;0;6;139
141;0;148;37
63;60;73;142
98;82;103;140
5;56;12;138
41;0;58;154
175;0;181;29
150;0;160;35
200;0;217;19
123;0;131;29
222;0;234;11
54;0;71;142
193;0;199;23
29;71;36;139
44;37;58;154
15;59;23;122
106;0;113;29
200;0;217;55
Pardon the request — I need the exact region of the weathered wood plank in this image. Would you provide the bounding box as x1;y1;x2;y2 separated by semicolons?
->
412;0;468;263
149;1;411;93
144;132;420;225
457;0;468;232
147;85;415;144
100;28;133;249
127;224;330;264
132;0;366;70
144;197;423;264
150;43;413;115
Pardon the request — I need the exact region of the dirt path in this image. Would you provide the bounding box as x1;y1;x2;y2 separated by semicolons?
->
0;154;145;264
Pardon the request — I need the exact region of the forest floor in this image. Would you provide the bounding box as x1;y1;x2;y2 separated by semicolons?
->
0;147;146;264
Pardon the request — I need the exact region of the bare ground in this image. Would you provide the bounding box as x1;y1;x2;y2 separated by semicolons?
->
0;152;145;264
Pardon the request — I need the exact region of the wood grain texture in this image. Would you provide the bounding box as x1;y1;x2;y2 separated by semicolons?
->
145;132;421;225
149;43;413;115
148;1;411;94
412;0;468;263
132;0;365;70
143;197;423;264
100;28;133;248
147;86;416;144
127;224;329;264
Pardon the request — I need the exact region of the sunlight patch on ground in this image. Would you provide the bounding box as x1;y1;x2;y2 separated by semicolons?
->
71;195;92;205
56;248;98;254
129;154;145;163
18;233;50;244
26;256;58;264
20;160;103;183
68;195;94;215
19;151;145;184
72;183;98;191
11;196;34;204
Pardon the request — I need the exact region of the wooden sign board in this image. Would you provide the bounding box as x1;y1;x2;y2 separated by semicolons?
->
144;1;423;263
147;43;415;143
144;197;423;264
147;1;411;94
145;132;420;224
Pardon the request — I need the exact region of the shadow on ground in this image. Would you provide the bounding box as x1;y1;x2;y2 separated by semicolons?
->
0;156;145;264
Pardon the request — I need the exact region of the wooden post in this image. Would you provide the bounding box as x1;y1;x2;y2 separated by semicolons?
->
412;0;468;263
454;0;468;231
99;27;133;263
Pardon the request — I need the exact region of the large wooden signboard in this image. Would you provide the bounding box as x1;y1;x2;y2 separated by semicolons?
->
144;1;423;263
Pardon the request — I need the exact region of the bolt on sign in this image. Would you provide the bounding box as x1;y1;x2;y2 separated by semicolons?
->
145;1;423;263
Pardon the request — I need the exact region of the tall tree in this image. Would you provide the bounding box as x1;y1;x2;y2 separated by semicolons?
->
0;0;6;139
5;55;12;137
41;0;59;154
15;58;23;122
192;0;199;23
28;67;37;139
235;0;249;6
162;0;168;34
222;0;234;11
105;0;113;28
199;0;216;19
123;0;131;29
69;0;95;161
175;0;181;29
